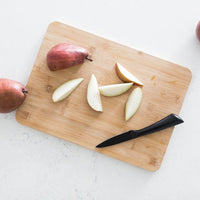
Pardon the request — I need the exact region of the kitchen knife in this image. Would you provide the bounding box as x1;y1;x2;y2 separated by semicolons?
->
96;113;183;148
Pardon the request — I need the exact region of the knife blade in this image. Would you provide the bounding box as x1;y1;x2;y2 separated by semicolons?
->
96;113;183;148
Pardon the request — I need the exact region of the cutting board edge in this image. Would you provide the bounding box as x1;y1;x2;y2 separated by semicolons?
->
15;113;162;172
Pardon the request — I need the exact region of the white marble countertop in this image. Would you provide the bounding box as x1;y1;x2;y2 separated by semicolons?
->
0;0;200;199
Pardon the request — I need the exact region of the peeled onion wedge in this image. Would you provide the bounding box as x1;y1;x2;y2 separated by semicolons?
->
125;87;142;121
116;63;143;86
99;83;133;97
52;78;83;102
87;74;103;112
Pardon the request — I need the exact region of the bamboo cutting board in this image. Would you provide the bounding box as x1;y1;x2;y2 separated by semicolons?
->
16;22;192;171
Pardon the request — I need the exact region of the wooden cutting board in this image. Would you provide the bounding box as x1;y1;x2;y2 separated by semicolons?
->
16;22;192;171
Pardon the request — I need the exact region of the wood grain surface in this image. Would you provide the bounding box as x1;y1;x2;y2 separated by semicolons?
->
16;22;192;171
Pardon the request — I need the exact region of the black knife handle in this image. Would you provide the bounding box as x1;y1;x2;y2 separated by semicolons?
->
135;114;184;137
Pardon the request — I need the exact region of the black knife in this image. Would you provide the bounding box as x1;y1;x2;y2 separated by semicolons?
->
96;114;183;148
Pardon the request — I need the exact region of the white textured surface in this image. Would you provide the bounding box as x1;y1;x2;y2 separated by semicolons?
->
0;0;200;199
